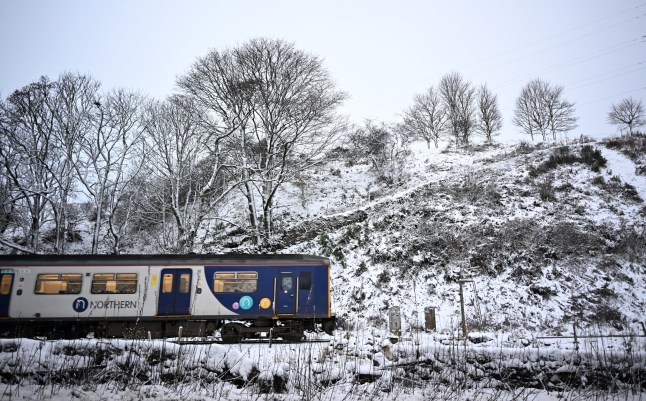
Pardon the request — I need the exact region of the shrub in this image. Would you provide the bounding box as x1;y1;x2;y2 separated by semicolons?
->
355;260;368;276
546;222;601;257
591;176;605;186
529;145;607;177
440;170;502;205
546;146;579;168
590;304;625;330
377;269;391;285
530;285;557;299
529;146;578;177
347;121;411;184
537;178;556;201
555;182;575;192
613;226;646;261
594;175;643;203
603;133;646;162
580;145;607;172
513;141;544;156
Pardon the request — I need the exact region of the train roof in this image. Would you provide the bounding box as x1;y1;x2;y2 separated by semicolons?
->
0;254;330;267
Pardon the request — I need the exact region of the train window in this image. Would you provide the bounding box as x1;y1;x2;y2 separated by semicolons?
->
281;273;292;291
0;274;12;295
91;273;137;294
214;272;257;293
299;272;312;291
179;273;190;293
35;273;82;294
162;274;174;293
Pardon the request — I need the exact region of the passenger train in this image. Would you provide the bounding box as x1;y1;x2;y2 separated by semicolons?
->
0;254;335;341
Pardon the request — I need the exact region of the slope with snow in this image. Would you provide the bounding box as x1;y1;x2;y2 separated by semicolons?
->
2;136;646;400
278;138;646;338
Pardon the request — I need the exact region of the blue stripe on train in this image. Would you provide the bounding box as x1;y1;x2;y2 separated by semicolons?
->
203;264;329;318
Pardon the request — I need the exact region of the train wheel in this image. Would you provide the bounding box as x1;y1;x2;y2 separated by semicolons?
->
280;324;304;342
220;325;241;343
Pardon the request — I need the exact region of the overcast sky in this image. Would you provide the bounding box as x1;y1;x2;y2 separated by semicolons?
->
1;1;644;142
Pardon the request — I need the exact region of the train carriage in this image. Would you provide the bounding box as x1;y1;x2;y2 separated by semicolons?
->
0;254;335;341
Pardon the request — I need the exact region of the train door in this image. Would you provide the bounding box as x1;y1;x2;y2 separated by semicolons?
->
276;269;296;315
0;270;14;318
296;270;314;314
158;269;192;316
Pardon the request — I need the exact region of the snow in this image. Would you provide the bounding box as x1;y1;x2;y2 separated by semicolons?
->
3;331;645;400
282;138;646;341
600;147;646;201
2;136;646;399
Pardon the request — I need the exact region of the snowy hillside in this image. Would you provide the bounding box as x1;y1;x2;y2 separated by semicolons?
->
270;136;646;337
2;134;644;338
2;136;645;401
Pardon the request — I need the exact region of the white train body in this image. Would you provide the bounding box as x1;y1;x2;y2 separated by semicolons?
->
8;265;234;320
0;254;335;339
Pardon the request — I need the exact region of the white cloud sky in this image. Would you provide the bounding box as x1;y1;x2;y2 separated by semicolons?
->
0;0;644;141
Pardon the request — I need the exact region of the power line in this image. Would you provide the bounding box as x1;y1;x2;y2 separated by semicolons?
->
460;3;646;73
579;86;646;106
466;13;645;80
351;7;645;118
555;62;642;88
498;62;645;106
491;38;644;90
569;65;646;91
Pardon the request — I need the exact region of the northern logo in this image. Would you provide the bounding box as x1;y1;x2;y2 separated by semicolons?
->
73;297;89;313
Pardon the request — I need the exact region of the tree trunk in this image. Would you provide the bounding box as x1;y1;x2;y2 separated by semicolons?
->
91;189;103;254
243;182;261;245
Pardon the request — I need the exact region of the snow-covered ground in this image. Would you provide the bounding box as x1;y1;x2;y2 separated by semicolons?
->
2;328;645;401
600;147;646;201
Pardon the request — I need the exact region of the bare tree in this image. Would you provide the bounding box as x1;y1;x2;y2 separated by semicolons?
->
0;74;108;253
439;72;476;148
142;95;241;253
74;89;146;254
456;84;478;147
49;73;100;253
0;77;59;252
349;120;410;184
512;86;536;141
607;97;645;136
178;38;347;246
177;45;263;245
0;172;15;237
476;84;503;143
545;85;577;141
513;78;577;141
0;144;23;252
102;92;148;254
514;79;549;141
400;86;446;149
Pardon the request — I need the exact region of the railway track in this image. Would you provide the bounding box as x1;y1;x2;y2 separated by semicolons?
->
172;338;333;345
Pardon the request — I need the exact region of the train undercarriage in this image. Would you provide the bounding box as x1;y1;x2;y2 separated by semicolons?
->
1;316;336;341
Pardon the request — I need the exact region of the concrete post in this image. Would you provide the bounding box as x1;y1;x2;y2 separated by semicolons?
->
424;307;436;332
389;306;401;337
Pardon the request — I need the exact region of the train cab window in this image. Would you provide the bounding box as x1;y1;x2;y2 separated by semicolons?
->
35;273;82;294
91;273;137;294
0;274;12;295
214;272;257;293
179;273;190;293
299;272;312;291
281;273;293;291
